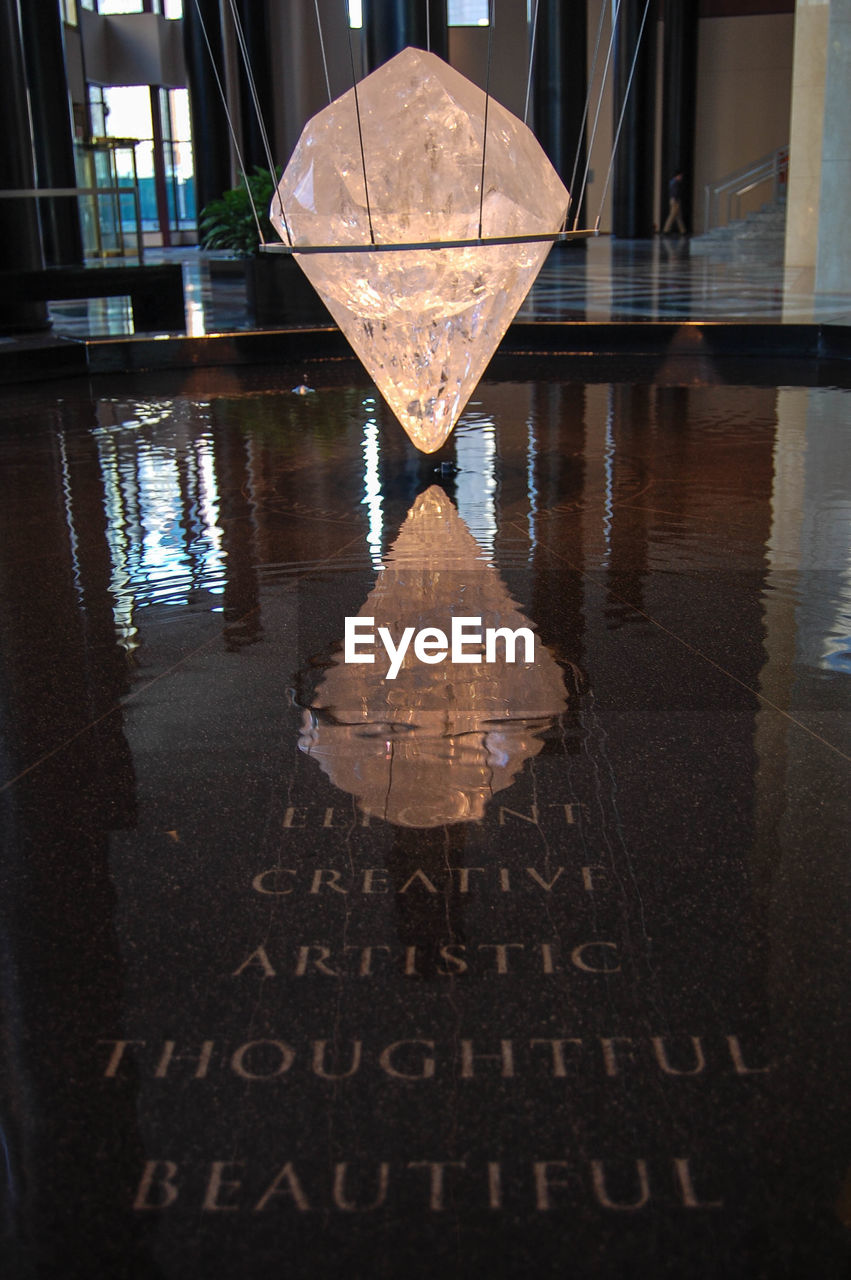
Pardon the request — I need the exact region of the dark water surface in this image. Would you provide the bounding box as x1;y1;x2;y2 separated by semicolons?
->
1;365;849;1278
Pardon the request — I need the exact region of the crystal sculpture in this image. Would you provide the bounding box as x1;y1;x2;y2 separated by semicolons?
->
271;48;569;453
298;487;567;826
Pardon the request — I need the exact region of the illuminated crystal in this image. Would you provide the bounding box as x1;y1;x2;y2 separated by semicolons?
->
298;487;567;827
271;48;569;453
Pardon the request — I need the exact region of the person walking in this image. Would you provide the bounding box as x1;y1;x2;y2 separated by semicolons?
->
662;171;687;235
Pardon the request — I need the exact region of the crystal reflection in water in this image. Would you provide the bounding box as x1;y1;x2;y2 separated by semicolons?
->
299;486;567;827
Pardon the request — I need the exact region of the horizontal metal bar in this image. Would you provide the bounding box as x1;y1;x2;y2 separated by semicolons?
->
0;186;138;198
260;229;603;256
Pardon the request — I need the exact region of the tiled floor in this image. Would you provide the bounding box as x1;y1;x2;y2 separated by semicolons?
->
521;237;851;324
45;236;851;339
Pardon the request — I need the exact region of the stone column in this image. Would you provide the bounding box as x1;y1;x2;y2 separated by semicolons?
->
0;0;47;329
612;0;657;239
183;0;233;211
784;0;851;304
363;0;448;72
816;0;851;293
532;0;588;223
19;0;83;265
659;0;698;234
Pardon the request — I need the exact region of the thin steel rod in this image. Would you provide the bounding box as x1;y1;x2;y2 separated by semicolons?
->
478;0;495;239
574;0;622;232
191;0;264;247
313;0;332;103
426;0;430;52
227;0;290;243
346;0;375;244
594;0;652;232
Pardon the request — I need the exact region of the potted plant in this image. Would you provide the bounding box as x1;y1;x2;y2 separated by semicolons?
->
199;166;276;258
199;168;331;327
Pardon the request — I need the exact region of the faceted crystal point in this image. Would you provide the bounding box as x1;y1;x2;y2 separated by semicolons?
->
271;48;568;453
298;487;567;827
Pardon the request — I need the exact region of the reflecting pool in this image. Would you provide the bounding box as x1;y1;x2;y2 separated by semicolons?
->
0;365;848;1278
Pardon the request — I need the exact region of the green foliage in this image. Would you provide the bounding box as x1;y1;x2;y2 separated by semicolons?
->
198;168;277;256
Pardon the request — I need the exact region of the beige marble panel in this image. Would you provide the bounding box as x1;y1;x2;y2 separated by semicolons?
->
816;2;851;291
694;15;795;233
784;2;829;273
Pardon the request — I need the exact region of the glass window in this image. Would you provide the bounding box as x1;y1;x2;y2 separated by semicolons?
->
448;1;490;24
349;1;491;29
88;85;107;136
101;84;153;143
160;88;196;231
87;83;195;236
97;1;145;12
93;87;156;231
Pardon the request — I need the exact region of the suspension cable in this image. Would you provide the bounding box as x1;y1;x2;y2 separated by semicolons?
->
227;0;291;243
191;0;264;246
345;0;375;244
595;0;652;232
314;0;333;104
477;0;495;239
567;0;607;225
573;0;623;232
523;0;539;127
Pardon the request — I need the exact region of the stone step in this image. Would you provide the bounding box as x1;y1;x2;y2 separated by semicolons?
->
691;199;786;255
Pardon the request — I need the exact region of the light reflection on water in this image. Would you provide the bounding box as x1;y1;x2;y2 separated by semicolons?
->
453;409;497;555
93;399;227;649
77;379;851;684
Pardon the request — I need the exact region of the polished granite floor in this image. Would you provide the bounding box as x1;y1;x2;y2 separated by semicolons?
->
42;235;851;339
0;336;849;1277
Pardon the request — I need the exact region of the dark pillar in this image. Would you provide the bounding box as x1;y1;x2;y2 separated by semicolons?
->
183;0;233;211
532;0;587;228
363;0;448;72
660;0;698;233
612;0;657;239
19;0;83;265
234;0;276;173
0;0;47;330
149;86;172;248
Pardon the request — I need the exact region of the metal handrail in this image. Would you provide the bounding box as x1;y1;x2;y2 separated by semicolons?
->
703;145;788;233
